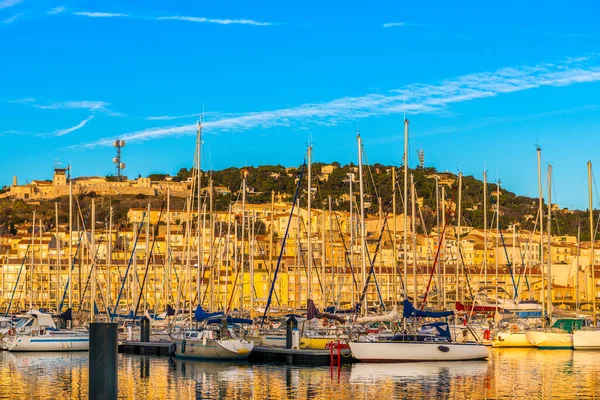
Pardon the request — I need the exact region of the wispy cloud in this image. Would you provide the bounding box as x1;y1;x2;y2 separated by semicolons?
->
382;22;433;28
383;22;405;28
75;56;600;149
146;113;200;121
63;10;274;26
47;6;66;15
156;15;273;26
73;11;128;18
8;97;36;104
0;129;30;136
53;115;94;136
35;100;109;110
0;0;22;10
24;99;126;116
2;12;23;24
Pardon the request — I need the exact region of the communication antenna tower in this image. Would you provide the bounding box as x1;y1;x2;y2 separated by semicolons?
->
418;148;425;168
113;139;126;181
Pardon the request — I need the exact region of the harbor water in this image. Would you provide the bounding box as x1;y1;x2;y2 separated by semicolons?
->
1;348;600;399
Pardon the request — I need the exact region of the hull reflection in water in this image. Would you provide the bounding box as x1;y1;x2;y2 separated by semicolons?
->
5;349;600;398
349;361;489;381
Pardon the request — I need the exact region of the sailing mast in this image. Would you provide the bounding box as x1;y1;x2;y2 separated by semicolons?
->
166;187;171;308
269;191;275;286
357;132;367;314
348;172;355;304
456;172;462;302
322;205;327;308
537;147;545;320
307;145;312;303
250;211;255;311
435;176;441;307
496;180;500;302
392;168;397;304
240;177;246;311
145;203;150;313
576;226;581;315
483;171;488;290
547;165;553;321
403;119;409;303
225;204;232;310
441;186;446;308
328;195;334;308
196;119;202;311
589;161;595;324
296;198;301;308
55;202;60;311
68;166;73;318
30;211;35;310
411;174;417;302
209;177;214;311
90;199;96;322
107;206;113;313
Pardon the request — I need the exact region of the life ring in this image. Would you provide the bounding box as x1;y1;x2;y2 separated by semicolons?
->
509;324;519;334
181;339;186;354
7;328;15;336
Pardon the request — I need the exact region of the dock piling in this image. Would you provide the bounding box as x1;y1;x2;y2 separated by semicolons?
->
89;322;118;400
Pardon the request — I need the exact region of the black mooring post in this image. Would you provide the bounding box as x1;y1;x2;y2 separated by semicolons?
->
141;317;150;342
286;316;298;349
89;322;118;400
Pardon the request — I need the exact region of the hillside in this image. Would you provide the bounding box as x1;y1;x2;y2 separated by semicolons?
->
0;164;592;239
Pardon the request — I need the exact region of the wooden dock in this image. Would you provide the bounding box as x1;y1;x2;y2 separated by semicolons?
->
118;341;355;366
118;341;173;357
248;346;354;366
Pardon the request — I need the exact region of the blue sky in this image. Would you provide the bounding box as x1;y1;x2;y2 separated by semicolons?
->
1;1;599;209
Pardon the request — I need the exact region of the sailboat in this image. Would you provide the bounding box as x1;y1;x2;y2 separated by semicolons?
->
572;161;600;350
491;148;546;348
171;306;254;360
4;309;89;352
348;300;489;362
348;120;488;363
524;164;594;349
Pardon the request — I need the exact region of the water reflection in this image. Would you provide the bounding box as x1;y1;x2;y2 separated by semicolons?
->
1;350;600;398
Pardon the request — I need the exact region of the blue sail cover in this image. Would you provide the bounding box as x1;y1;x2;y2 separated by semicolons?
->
403;300;454;319
421;322;452;339
194;305;224;321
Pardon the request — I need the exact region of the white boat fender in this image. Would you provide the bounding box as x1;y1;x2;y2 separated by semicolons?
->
438;345;450;352
203;334;207;347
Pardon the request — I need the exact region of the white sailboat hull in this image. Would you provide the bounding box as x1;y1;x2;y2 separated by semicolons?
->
573;330;600;350
7;333;89;352
174;337;254;360
526;331;573;349
492;332;534;348
348;341;489;362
